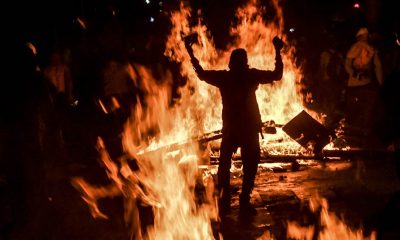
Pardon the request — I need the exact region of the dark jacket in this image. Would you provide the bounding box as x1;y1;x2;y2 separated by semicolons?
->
191;54;283;134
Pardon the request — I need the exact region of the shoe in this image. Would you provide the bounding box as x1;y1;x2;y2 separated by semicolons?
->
239;193;256;216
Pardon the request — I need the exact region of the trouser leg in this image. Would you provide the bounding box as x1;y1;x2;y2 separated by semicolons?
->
217;136;235;209
239;133;260;205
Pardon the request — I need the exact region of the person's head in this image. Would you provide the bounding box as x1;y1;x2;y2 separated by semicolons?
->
228;48;248;71
356;27;369;41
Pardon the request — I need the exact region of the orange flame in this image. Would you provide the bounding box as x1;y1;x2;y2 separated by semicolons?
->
123;62;219;239
165;0;309;131
165;0;324;155
287;196;377;240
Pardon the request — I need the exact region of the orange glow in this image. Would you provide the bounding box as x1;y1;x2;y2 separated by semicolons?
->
26;42;37;56
287;196;377;240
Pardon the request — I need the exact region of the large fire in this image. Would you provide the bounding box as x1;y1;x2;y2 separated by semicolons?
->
165;0;306;129
72;0;327;239
164;0;318;155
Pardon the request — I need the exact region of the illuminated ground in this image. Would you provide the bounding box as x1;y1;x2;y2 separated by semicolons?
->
2;144;400;240
218;153;400;240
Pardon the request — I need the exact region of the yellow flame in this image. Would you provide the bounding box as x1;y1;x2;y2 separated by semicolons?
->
121;62;218;239
165;0;314;133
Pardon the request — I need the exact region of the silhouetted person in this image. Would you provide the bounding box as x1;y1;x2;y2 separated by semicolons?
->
43;49;74;107
2;42;57;239
344;27;383;141
185;35;284;217
99;57;139;160
43;49;74;145
318;33;347;125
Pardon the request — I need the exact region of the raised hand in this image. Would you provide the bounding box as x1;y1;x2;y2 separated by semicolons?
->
272;36;284;51
184;33;198;48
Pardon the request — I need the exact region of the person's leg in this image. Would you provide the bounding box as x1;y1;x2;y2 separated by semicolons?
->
360;85;379;136
217;135;236;214
345;87;360;127
239;132;260;214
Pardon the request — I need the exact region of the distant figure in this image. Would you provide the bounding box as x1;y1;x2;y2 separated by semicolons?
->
43;50;73;108
101;59;138;118
99;58;139;159
345;27;383;87
185;35;284;217
318;34;347;123
4;42;56;239
344;27;383;138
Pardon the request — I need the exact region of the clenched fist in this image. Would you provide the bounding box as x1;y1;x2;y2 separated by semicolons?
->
272;36;284;51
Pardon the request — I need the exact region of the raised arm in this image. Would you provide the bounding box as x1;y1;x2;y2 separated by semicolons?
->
184;35;204;75
184;35;223;87
255;36;284;84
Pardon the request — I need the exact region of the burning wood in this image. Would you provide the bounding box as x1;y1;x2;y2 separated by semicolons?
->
138;110;340;162
138;120;284;158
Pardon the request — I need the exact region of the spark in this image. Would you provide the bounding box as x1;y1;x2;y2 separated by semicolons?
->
26;42;37;55
76;17;87;29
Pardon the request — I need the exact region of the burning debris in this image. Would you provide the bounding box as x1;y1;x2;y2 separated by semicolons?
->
282;110;336;155
73;137;218;240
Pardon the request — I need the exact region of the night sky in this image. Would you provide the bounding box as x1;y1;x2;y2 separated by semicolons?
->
6;0;399;101
10;0;399;50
